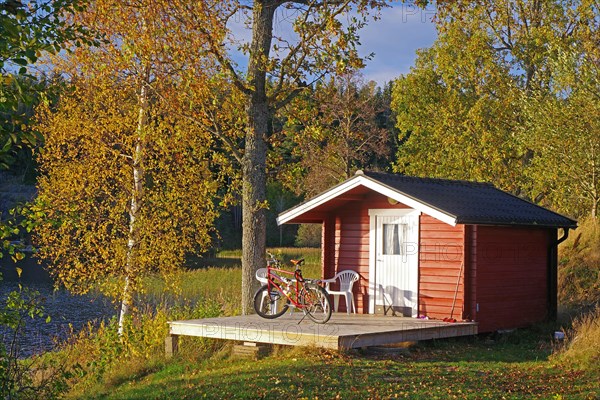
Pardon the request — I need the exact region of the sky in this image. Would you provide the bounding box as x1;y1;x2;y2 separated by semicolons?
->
357;3;438;84
10;2;438;86
228;2;438;86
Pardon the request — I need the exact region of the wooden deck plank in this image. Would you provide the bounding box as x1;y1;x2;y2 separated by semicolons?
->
168;314;477;350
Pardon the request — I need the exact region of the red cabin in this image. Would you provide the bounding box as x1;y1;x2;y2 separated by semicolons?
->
277;171;577;333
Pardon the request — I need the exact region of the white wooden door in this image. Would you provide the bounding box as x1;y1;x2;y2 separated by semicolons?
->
373;211;419;317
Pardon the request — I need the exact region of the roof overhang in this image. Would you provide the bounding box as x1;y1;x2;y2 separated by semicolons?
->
277;174;458;226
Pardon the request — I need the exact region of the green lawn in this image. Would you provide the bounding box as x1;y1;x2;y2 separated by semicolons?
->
80;333;598;399
65;249;598;399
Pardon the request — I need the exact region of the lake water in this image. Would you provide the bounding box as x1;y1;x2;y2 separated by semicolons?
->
0;281;116;357
0;179;117;356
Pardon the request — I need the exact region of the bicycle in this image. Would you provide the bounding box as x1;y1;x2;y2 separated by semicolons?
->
253;252;332;324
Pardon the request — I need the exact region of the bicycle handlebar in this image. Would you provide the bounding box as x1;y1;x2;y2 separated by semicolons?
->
266;253;304;266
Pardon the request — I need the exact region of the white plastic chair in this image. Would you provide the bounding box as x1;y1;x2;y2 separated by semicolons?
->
255;268;290;315
255;268;269;310
256;268;268;284
322;270;360;314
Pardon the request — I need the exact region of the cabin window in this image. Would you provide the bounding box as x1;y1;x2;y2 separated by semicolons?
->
382;223;408;255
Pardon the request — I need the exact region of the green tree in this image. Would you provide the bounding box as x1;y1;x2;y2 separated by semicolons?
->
523;1;600;217
0;0;92;169
33;0;221;333
391;0;590;198
0;0;90;71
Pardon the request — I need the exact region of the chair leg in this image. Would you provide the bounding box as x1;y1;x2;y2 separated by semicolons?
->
333;295;340;312
261;292;284;315
344;293;353;314
260;291;268;313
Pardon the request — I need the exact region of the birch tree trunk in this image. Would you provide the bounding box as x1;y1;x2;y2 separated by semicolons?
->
119;77;149;334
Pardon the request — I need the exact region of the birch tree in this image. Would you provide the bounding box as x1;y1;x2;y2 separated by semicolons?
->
523;0;600;217
33;0;221;333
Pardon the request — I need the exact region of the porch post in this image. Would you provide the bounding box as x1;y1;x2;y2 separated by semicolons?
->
322;216;335;279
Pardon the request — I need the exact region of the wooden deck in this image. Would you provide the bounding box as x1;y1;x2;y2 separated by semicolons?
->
168;313;478;351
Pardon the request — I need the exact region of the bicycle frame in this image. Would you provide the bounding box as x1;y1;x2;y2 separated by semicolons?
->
265;264;307;309
255;253;332;323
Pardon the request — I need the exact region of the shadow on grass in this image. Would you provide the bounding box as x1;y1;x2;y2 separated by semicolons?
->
84;348;597;400
401;327;557;364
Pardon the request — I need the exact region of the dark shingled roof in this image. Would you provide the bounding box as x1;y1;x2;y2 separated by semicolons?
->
361;171;577;228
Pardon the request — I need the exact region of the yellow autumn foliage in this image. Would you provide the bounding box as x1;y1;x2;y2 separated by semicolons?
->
32;0;225;304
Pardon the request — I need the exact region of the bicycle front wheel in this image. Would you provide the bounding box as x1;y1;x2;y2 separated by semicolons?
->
301;284;332;324
253;285;289;319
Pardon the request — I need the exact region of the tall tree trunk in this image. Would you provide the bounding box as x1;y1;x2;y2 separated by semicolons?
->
241;1;276;314
241;105;268;314
119;78;148;334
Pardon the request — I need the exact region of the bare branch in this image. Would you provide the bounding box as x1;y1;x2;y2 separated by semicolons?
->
183;109;244;165
166;1;253;96
269;0;354;103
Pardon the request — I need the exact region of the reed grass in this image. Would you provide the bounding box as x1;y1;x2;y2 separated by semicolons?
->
137;247;322;316
554;305;600;373
139;267;242;315
558;216;600;306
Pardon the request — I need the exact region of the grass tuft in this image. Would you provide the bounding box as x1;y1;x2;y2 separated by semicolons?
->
554;305;600;374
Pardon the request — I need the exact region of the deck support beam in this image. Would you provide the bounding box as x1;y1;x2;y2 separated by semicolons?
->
165;334;179;358
232;342;271;359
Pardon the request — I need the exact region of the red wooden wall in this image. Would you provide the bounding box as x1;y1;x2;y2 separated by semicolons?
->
418;215;465;320
469;225;552;332
322;192;467;315
321;201;368;313
319;192;553;330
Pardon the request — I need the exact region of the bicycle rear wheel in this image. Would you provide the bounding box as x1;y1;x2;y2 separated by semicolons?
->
253;285;289;319
302;284;332;324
